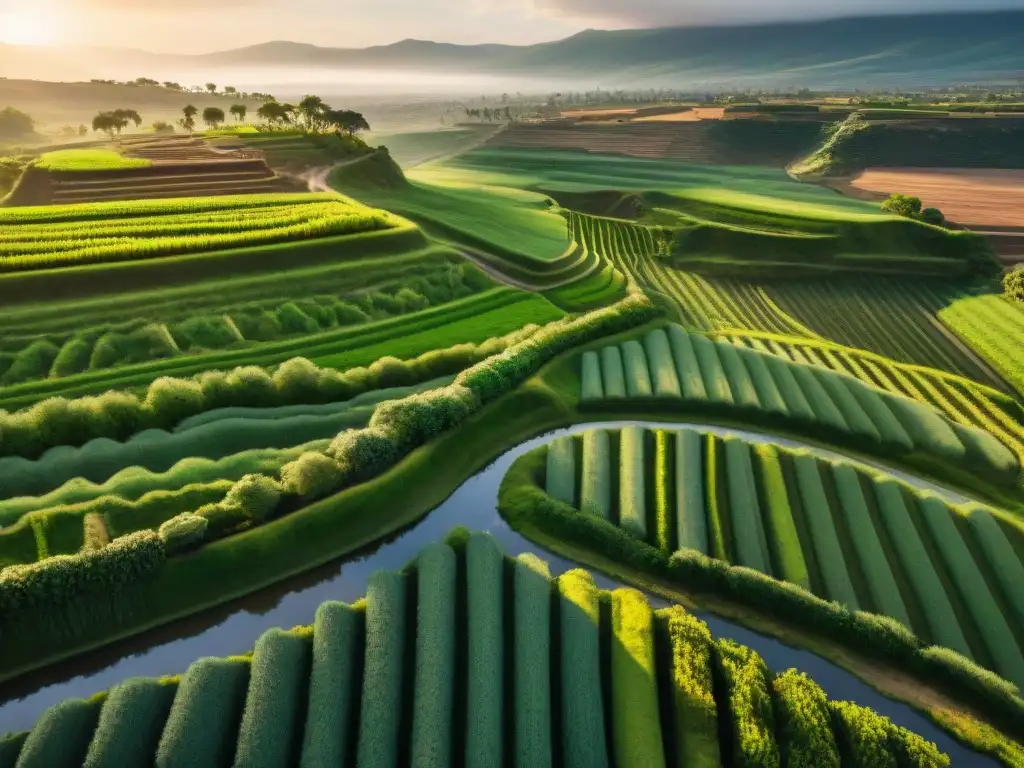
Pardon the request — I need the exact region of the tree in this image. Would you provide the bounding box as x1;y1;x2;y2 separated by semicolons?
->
298;95;328;131
256;101;290;128
182;104;198;121
919;207;946;227
163;81;182;91
1005;267;1024;304
881;193;923;219
78;124;88;136
178;116;196;135
202;107;226;129
205;83;218;94
326;109;370;135
224;86;237;96
230;104;248;122
0;106;35;140
112;109;142;129
92;112;122;138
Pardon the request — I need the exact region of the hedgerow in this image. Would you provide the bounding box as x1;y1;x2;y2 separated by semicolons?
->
618;425;647;540
716;639;779;768
545;436;576;506
657;605;720;768
676;430;708;554
579;429;611;520
299;602;363;767
12;697;103;768
771;670;840;768
157;513;208;555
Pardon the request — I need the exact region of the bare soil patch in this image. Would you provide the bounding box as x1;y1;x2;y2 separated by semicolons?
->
561;107;638;119
635;107;726;122
851;167;1024;229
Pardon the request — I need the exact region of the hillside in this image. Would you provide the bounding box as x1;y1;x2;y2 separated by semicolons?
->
3;10;1024;88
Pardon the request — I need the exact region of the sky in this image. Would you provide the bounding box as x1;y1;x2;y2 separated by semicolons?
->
1;0;1022;52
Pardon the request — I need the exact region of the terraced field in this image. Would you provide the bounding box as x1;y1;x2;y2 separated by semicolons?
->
540;427;1024;688
5;138;299;206
1;534;955;768
940;294;1024;397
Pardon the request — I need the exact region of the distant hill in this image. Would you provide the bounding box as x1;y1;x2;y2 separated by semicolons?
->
3;10;1024;89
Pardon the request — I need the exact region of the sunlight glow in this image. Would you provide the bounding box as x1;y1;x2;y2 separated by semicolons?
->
0;9;55;45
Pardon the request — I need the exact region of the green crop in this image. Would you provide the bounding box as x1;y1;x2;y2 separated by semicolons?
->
15;698;103;768
579;429;612;520
667;325;707;402
675;430;708;554
580;351;604;401
715;639;779;768
789;365;848;431
771;670;839;768
754;444;810;589
300;602;364;767
83;678;177;768
761;354;814;422
873;481;971;655
810;368;881;444
465;532;504;768
233;629;311;768
884;396;966;464
842;378;913;452
514;553;553;768
716;341;760;411
155;657;250;768
691;335;733;405
36;149;152;172
831;465;911;627
918;497;1024;688
600;346;627;399
737;346;788;416
654;430;673;552
610;589;666;768
792;455;859;609
618;425;647;540
723;438;771;574
545;436;576;507
644;329;682;398
557;569;610;768
964;505;1024;628
621;340;653;398
705;435;730;562
356;570;408;768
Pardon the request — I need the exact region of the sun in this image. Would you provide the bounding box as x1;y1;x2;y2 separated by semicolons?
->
0;10;54;45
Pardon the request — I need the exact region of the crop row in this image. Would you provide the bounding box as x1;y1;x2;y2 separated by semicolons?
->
545;426;1024;688
0;534;950;768
940;294;1024;397
0;199;395;273
579;325;1021;490
720;332;1024;476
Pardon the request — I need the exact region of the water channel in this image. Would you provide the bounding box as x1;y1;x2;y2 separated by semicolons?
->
0;421;996;765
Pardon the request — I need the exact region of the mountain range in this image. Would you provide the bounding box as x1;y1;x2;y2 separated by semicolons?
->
3;10;1023;90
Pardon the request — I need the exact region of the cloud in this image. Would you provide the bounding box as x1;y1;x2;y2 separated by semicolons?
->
526;0;1024;27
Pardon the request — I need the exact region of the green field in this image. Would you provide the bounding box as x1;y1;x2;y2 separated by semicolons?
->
35;149;153;172
1;533;952;768
539;426;1024;688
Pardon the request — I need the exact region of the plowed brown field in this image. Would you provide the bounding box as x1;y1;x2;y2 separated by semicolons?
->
851;168;1024;228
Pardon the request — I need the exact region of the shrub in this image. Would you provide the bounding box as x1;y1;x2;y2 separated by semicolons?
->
195;502;250;539
919;207;946;227
1005;267;1024;304
14;697;103;768
144;377;206;429
275;302;319;335
173;316;241;351
272;357;321;402
280;452;342;500
716;639;779;768
158;513;209;554
327;427;400;482
84;677;178;768
332;301;371;326
223;474;283;523
49;336;94;378
1;339;60;385
771;670;840;768
368;355;416;388
881;193;922;219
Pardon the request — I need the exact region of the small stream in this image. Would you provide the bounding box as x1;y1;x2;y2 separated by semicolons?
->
0;422;995;765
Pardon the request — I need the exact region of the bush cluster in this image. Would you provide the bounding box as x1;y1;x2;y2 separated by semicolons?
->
0;530;165;621
497;457;1024;739
1005;266;1024;304
0;323;543;460
158;513;209;554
